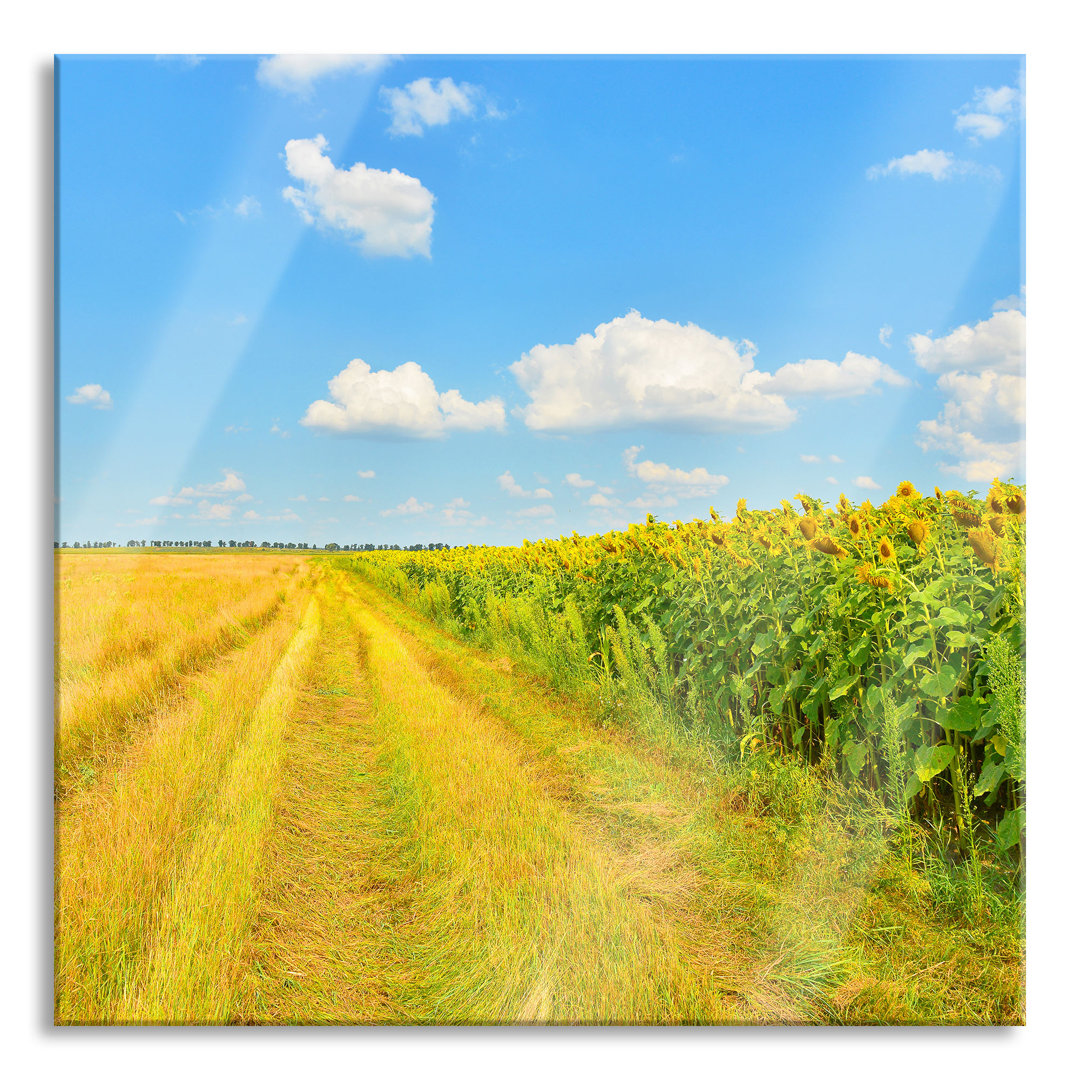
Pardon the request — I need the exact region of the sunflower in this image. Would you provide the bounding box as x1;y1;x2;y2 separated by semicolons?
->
952;508;982;528
1006;492;1026;516
988;515;1006;537
966;528;999;572
847;515;862;538
811;536;848;557
878;537;896;560
798;516;818;540
868;574;894;592
856;561;872;583
907;520;930;547
896;480;919;498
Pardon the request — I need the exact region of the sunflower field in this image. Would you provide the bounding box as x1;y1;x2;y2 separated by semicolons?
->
347;481;1026;853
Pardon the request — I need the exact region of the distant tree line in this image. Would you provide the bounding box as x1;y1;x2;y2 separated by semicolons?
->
55;540;454;551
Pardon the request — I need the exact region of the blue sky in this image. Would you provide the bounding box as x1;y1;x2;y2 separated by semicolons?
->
56;54;1025;545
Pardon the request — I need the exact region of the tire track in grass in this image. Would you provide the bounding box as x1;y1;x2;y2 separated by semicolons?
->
56;579;298;802
235;579;402;1024
55;589;317;1024
346;582;753;1025
126;596;321;1024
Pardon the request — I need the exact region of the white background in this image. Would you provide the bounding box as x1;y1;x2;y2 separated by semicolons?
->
5;2;1074;1076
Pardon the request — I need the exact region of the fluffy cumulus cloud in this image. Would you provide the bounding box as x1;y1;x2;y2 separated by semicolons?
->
623;446;729;497
510;312;795;433
955;83;1023;143
751;352;908;398
357;469;376;479
866;149;972;181
380;77;487;136
440;497;491;527
257;55;390;96
800;454;821;464
564;473;596;489
192;500;234;521
282;135;435;258
380;496;433;518
916;423;1024;484
67;384;112;409
912;302;1026;481
910;309;1025;375
150;469;245;506
497;472;552;499
301;357;505;438
854;476;881;490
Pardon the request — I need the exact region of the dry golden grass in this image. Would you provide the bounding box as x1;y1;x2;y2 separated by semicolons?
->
55;555;317;1024
55;552;308;798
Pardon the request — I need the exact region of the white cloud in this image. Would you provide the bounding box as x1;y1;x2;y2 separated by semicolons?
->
510;311;795;433
955;84;1022;143
192;500;234;521
916;421;1024;483
291;495;308;502
623;446;729;496
752;352;908;398
828;454;844;464
151;469;245;506
301;357;505;438
380;496;433;517
497;471;552;499
800;454;821;464
380;77;488;136
442;497;483;526
256;55;390;97
913;305;1026;481
627;494;678;510
954;113;1006;141
879;325;893;348
318;496;330;502
155;55;204;68
866;149;984;182
282;135;435;259
826;477;838;485
935;371;1025;431
512;505;556;519
235;493;253;503
184;470;245;497
854;476;881;490
243;510;260;521
234;195;261;218
343;494;361;502
565;473;596;488
67;384;112;409
587;492;617;508
357;469;376;479
270;421;291;439
992;286;1026;313
909;308;1025;375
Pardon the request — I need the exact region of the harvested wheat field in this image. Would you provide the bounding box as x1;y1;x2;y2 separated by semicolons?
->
54;549;1023;1026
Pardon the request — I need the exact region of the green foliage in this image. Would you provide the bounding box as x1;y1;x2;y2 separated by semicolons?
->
343;481;1025;852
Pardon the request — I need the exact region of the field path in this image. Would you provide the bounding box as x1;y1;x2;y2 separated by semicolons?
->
234;570;798;1024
